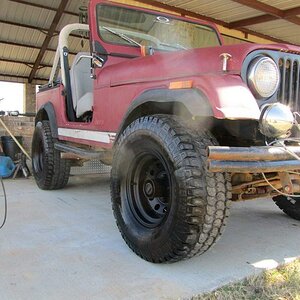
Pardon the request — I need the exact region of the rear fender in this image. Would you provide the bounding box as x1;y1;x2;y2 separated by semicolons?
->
35;102;58;138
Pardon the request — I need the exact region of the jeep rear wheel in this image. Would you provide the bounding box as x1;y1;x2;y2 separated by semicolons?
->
273;195;300;220
32;121;70;190
111;115;231;263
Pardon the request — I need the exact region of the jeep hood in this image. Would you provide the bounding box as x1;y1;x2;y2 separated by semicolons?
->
98;43;300;88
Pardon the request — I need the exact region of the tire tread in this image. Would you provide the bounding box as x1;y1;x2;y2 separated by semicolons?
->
32;121;70;190
111;115;231;263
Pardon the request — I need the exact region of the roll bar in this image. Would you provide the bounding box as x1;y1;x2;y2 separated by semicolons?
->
49;23;90;86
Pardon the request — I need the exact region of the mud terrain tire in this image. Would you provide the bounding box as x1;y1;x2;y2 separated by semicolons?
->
111;115;231;263
32;121;70;190
273;195;300;220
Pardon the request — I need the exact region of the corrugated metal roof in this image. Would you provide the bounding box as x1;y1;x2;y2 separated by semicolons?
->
248;19;300;45
0;0;300;84
259;0;299;10
157;0;263;23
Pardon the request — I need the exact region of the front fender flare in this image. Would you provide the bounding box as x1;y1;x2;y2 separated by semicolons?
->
130;88;213;117
116;88;213;138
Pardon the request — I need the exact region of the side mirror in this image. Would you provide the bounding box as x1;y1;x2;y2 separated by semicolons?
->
90;54;105;79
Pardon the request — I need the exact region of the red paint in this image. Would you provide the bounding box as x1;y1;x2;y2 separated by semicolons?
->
36;0;300;149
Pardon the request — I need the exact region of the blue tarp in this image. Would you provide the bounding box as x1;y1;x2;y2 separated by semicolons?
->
0;156;15;178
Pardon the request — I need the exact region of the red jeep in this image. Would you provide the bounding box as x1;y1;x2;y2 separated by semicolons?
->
32;0;300;263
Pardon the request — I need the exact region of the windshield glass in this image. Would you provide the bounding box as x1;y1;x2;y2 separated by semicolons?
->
97;4;221;51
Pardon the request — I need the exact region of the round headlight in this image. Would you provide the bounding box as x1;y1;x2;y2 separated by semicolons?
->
248;56;280;99
259;103;294;138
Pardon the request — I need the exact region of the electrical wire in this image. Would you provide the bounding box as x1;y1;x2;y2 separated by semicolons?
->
286;170;300;176
268;137;300;145
0;177;7;229
280;146;300;161
261;172;300;198
262;138;300;198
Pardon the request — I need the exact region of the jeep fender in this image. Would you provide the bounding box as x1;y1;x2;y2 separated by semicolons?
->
117;88;213;137
117;75;261;138
35;102;58;138
195;74;261;120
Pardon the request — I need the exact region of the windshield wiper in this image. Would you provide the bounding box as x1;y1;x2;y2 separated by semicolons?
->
159;42;188;50
102;26;141;47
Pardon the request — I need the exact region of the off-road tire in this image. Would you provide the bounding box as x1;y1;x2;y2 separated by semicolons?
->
111;115;231;263
273;195;300;220
32;121;70;190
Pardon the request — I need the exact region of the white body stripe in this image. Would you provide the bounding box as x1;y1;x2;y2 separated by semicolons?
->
58;128;116;143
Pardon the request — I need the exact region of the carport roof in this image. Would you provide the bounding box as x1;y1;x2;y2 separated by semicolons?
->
1;0;300;85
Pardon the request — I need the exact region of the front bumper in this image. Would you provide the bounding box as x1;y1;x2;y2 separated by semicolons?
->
207;146;300;173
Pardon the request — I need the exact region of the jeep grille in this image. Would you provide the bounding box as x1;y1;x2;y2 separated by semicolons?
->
277;55;300;112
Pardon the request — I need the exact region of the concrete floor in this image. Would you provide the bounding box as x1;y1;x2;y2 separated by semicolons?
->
0;175;299;300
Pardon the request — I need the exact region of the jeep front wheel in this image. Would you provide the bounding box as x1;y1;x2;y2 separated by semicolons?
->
111;115;231;263
273;195;300;220
32;121;70;190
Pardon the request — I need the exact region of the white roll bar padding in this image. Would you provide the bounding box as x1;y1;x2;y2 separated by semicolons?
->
49;23;90;86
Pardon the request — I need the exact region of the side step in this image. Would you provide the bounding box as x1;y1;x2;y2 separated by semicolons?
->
54;142;110;160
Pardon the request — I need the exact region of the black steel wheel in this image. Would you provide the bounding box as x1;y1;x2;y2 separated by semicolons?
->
273;195;300;220
32;121;70;190
126;151;172;228
111;115;231;263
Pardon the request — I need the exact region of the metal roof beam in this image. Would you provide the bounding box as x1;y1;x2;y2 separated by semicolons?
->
230;1;300;28
0;19;57;34
238;28;294;44
28;0;70;83
285;15;300;26
0;73;48;82
230;0;284;18
0;57;52;68
0;40;55;52
8;0;77;17
228;15;277;28
0;20;87;40
284;6;300;17
0;40;77;55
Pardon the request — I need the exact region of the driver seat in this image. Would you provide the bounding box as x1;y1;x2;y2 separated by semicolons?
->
70;52;93;118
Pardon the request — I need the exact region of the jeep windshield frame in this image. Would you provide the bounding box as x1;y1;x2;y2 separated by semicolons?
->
96;4;221;52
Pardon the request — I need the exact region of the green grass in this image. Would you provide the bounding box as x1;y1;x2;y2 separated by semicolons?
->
192;258;300;300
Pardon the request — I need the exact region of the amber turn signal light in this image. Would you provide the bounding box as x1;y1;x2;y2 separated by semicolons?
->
169;80;193;89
